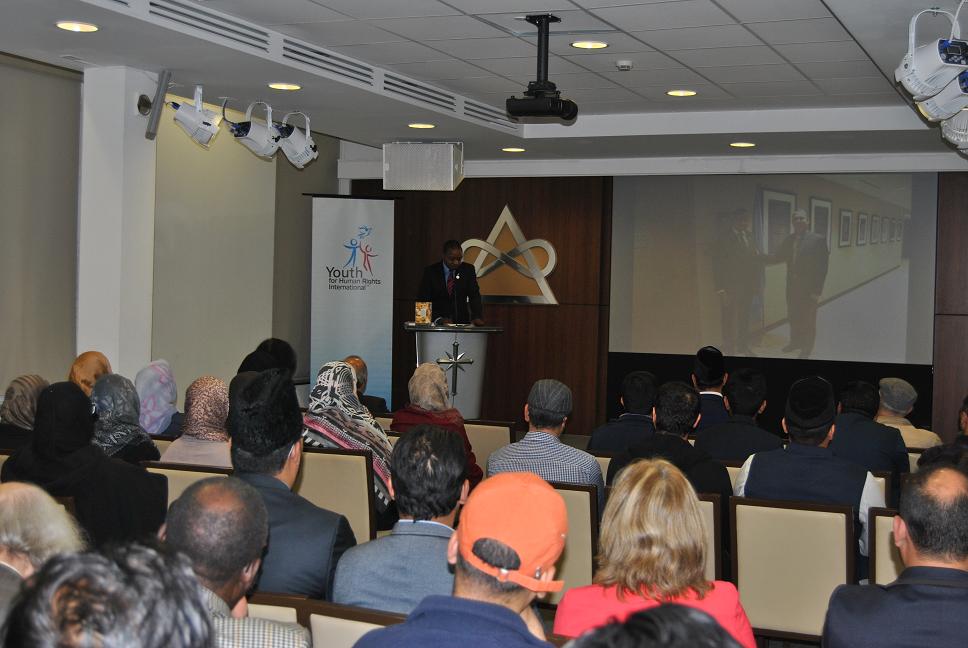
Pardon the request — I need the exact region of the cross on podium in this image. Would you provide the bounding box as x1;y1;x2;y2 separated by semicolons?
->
436;339;474;397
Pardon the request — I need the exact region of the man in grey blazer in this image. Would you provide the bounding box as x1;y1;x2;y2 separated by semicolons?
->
334;424;469;614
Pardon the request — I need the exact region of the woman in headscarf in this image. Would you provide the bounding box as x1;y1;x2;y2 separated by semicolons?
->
303;361;395;527
91;375;160;464
0;375;49;450
160;376;230;468
135;360;183;438
67;351;111;397
390;363;483;489
0;382;167;547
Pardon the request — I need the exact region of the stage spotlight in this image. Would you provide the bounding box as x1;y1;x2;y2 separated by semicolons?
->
169;85;221;147
917;70;968;120
895;9;968;101
941;109;968;148
225;101;279;158
276;112;318;168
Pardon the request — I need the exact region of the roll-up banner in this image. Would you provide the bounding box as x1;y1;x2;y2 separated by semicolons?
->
310;197;394;403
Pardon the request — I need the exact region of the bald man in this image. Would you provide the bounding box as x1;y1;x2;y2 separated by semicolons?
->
344;355;388;414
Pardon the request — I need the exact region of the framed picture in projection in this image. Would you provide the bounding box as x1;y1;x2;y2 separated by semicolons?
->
839;209;852;247
881;217;890;243
857;212;869;245
871;215;881;244
761;189;797;255
810;197;832;247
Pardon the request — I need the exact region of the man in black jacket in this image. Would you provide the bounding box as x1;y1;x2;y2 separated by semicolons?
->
588;371;657;454
695;368;782;463
771;209;828;358
691;346;729;431
417;240;484;325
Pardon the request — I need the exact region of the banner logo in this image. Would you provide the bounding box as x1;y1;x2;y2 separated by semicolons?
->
327;225;381;291
463;205;558;305
342;225;378;275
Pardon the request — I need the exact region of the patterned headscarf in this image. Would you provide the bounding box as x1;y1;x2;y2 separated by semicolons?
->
68;351;112;397
91;374;152;456
181;376;229;442
408;362;451;412
135;360;178;436
0;375;50;430
308;361;377;425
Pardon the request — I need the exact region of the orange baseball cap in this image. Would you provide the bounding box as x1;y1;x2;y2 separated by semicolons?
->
457;472;568;593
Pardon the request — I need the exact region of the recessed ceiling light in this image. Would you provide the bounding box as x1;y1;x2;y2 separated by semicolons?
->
730;142;756;148
666;89;697;97
56;21;98;33
570;40;608;50
408;123;436;129
502;147;526;152
268;82;301;91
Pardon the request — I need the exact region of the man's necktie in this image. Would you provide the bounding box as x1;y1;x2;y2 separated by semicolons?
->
447;269;455;296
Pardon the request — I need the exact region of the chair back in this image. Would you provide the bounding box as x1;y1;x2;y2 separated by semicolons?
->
306;600;405;648
697;493;722;581
463;420;513;467
144;462;231;507
249;603;299;624
547;482;598;606
153;436;175;455
295;447;376;540
590;451;613;479
869;507;904;585
871;471;891;505
908;450;921;473
386;432;400;447
724;463;743;490
731;497;854;640
374;416;392;431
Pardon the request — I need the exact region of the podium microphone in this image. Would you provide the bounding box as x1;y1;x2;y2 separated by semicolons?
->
452;272;461;325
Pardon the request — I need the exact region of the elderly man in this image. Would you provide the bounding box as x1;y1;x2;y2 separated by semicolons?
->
875;377;942;449
343;354;388;414
823;464;968;646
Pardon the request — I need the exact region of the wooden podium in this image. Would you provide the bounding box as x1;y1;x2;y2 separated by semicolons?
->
403;322;503;419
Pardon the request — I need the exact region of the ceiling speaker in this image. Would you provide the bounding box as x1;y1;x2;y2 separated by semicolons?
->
383;142;463;191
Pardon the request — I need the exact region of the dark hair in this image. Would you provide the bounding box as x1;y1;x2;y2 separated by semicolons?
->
654;382;700;437
442;240;462;254
256;338;297;374
785;376;835;445
228;368;302;475
621;371;658;415
918;438;968;470
2;542;212;648
899;465;968;560
165;477;268;588
693;346;726;389
571;604;742;648
455;538;524;596
723;368;767;417
839;381;879;418
391;425;466;520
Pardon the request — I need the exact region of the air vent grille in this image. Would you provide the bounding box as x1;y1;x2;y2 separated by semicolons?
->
383;73;457;111
464;100;517;130
282;40;374;85
148;0;269;51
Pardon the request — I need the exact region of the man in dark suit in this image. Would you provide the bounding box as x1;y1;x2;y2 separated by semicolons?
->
228;369;356;600
343;355;388;414
823;464;968;647
715;208;762;356
772;209;828;358
588;371;657;454
417;240;484;325
695;368;782;463
691;346;729;431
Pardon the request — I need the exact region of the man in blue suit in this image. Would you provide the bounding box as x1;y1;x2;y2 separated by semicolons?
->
334;425;469;614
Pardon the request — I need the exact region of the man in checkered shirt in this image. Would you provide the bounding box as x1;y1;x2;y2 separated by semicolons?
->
487;379;605;513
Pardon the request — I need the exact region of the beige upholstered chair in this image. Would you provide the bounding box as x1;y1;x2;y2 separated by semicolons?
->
144;462;230;507
152;438;173;455
248;603;299;624
591;452;613;479
306;601;405;648
869;507;904;585
731;497;854;640
464;420;513;468
295;447;376;540
725;464;742;491
374;416;392;431
871;471;890;505
547;482;598;606
697;493;722;581
386;432;400;447
908;452;921;473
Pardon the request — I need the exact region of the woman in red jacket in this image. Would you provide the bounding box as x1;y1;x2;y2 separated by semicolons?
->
390;363;483;489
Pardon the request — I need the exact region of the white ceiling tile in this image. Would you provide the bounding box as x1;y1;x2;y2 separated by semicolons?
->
814;76;897;94
469;55;587;79
635;24;763;50
717;79;822;96
446;0;576;12
701;63;805;83
384;59;494;80
370;15;507;40
552;72;623;88
796;60;882;79
592;1;736;31
198;0;349;24
563;86;642;101
634;83;732;99
331;40;449;64
443;75;522;94
477;10;613;34
274;20;404;46
601;67;710;87
313;0;458;20
673;45;784;67
427;37;536;59
569;0;680;7
561;49;683;71
540;33;654;56
580;99;656;114
715;0;831;22
746;18;850;45
779;41;869;63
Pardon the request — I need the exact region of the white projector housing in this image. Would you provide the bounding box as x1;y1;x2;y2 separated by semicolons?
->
917;71;968;121
171;85;221;147
941;109;968;148
277;112;318;169
383;142;463;191
895;10;968;101
230;101;279;158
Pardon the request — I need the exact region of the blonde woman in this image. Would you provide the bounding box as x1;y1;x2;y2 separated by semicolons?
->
553;459;754;648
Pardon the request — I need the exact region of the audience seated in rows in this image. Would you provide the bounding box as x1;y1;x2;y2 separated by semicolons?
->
91;373;160;464
691;346;729;431
344;354;389;415
1;382;166;547
303;361;395;528
587;370;657;454
695;368;782;463
823;464;968;647
2;542;212;648
0;375;48;450
875;377;941;449
356;472;566;648
67;350;111;397
734;376;886;560
569;604;743;648
335;424;468;613
487;379;605;512
161;376;231;468
229;369;355;599
554;459;754;647
165;476;310;648
0;482;86;625
390;362;483;489
135;359;183;438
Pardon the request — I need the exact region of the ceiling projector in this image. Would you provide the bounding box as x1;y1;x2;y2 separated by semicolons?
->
506;14;578;122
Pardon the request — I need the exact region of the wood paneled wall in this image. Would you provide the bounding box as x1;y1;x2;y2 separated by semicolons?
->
354;177;612;434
